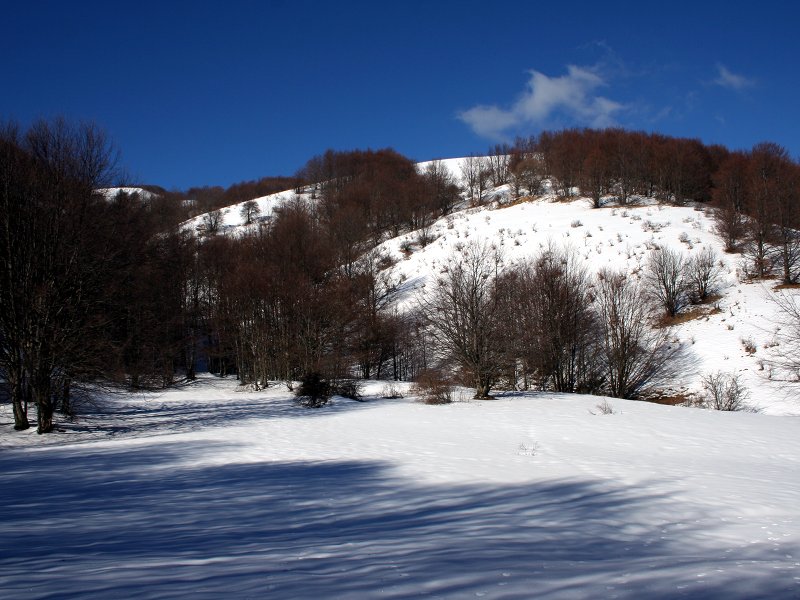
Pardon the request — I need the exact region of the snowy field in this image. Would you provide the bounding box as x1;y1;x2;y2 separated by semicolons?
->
2;377;799;598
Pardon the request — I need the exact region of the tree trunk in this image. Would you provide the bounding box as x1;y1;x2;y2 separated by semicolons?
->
9;376;30;430
11;383;30;431
60;378;72;416
474;375;494;399
35;389;54;434
783;241;792;285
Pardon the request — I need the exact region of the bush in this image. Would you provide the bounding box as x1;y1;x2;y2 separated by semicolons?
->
686;247;722;304
410;370;453;405
645;246;688;317
700;371;750;411
331;378;363;401
295;372;331;408
381;383;404;399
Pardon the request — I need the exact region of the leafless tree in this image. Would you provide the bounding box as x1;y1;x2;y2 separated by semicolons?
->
459;155;480;203
417;242;504;398
700;371;750;411
487;144;510;187
743;143;783;278
712;152;749;252
499;245;601;392
686;247;723;304
0;119;119;432
475;156;492;205
769;289;800;380
423;159;460;216
595;269;673;399
509;151;544;199
645;246;688;317
203;209;223;235
240;200;260;225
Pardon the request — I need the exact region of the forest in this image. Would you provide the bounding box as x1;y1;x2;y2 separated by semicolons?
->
1;119;799;433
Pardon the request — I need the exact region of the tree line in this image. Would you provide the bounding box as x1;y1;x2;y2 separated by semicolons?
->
467;129;799;283
2;119;799;432
418;241;727;403
0;120;196;432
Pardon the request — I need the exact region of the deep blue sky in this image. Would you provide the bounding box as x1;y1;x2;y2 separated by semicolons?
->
3;0;798;190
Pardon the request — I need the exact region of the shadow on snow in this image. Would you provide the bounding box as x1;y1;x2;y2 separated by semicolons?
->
0;441;797;599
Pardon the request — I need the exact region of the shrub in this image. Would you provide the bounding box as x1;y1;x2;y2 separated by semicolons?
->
686;247;722;304
645;246;688;317
381;383;404;399
700;371;750;411
332;378;363;401
410;370;453;405
592;399;615;415
295;372;331;408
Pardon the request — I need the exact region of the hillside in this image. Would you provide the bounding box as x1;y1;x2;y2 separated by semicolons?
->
185;157;800;415
3;156;800;598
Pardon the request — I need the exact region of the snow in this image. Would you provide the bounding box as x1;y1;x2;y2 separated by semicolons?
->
97;187;156;201
377;193;800;416
16;159;795;596
182;188;308;235
1;378;799;598
178;157;800;414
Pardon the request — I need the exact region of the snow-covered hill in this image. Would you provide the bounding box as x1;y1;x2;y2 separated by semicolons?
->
3;159;800;598
383;193;799;415
1;377;798;597
185;158;800;415
97;186;157;201
182;188;308;235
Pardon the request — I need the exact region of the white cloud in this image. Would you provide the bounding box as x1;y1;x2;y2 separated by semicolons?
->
458;65;625;139
713;64;755;91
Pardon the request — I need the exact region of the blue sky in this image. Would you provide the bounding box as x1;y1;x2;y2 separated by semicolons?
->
2;0;798;190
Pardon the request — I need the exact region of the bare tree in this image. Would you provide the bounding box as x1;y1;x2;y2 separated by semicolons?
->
645;246;688;317
712;152;749;252
0;119;119;432
770;289;800;380
459;155;479;203
686;247;723;304
417;242;504;398
239;200;260;225
423;159;460;216
499;246;601;392
595;269;673;399
475;156;492;205
743;143;783;278
203;209;223;235
700;371;750;411
769;158;800;284
487;144;510;187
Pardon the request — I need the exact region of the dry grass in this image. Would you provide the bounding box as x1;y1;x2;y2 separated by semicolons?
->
501;195;537;208
654;304;722;328
643;392;695;406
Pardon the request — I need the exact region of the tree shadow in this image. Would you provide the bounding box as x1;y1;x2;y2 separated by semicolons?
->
0;441;796;598
0;379;391;442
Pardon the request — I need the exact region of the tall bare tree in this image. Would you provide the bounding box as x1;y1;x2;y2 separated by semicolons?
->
499;246;600;392
417;242;504;398
0;119;119;432
645;247;688;318
595;269;673;399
